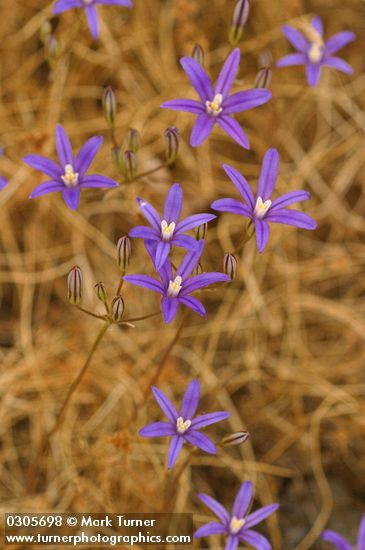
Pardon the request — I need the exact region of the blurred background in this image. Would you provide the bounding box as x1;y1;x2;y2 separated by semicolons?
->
0;0;364;548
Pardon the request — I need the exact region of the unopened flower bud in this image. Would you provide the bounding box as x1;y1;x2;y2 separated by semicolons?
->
111;147;124;174
95;282;108;303
192;263;203;276
192;44;204;66
117;236;131;273
123;150;137;180
127;128;141;153
67;266;82;305
102;86;117;127
194;222;208;241
223;253;237;280
40;20;52;44
255;67;272;89
164;127;180;164
111;295;125;322
44;35;62;63
229;0;250;46
221;431;250;447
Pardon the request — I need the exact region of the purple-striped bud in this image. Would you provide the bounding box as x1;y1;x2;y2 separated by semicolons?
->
229;0;250;46
127;128;141;153
67;266;82;305
111;147;124;175
192;44;205;67
117;236;131;273
221;431;250;447
111;295;125;322
255;67;272;89
194;222;208;241
102;86;117;127
95;282;108;303
123;150;137;180
164;127;180;164
223;253;237;281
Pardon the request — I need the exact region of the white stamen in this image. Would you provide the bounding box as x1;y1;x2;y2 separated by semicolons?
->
176;416;191;434
229;517;245;535
254;196;271;219
61;164;79;188
83;0;94;5
206;93;223;116
161;219;176;242
308;42;323;63
167;276;182;298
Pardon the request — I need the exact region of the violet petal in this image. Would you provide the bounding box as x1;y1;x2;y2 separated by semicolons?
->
222;164;255;207
160;99;205;114
211;198;252;218
281;25;309;53
185;430;216;454
136;197;161;231
139;422;175;438
152;386;179;423
167;435;184;468
23;154;62;179
217;116;249;149
161;296;179;323
191;411;230;429
29;180;65;198
194;522;226;538
254;220;270;253
245;504;279;528
56;124;74;166
325;31;355;55
123;274;165;294
223;89;271;115
257;148;279;201
265;209;317;229
180;57;214;102
215;48;240;97
163;183;183;224
190;114;215;147
179;379;200;419
85;5;99;40
75;136;103;178
197;493;230;524
62;187;80;210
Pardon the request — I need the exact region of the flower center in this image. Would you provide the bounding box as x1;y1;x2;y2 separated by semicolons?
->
229;516;245;535
176;416;191;434
206;93;223;117
161;219;176;242
167;276;182;298
308;42;323;63
83;0;94;5
61;164;79;188
254;196;271;219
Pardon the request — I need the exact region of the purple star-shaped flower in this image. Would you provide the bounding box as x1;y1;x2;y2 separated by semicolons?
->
161;48;272;149
53;0;133;40
195;480;279;550
140;379;230;469
0;148;7;190
129;183;216;270
24;124;118;210
211;148;317;253
124;240;229;323
322;514;365;550
277;16;355;86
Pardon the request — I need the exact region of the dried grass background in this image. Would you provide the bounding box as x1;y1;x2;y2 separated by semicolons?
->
0;0;364;549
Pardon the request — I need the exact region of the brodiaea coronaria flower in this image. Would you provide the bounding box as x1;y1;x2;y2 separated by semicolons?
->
24;124;118;210
211;148;316;253
277;16;355;86
140;379;230;469
322;513;365;550
129;183;216;269
124;240;229;323
53;0;133;40
161;48;271;148
195;480;279;550
0;148;7;190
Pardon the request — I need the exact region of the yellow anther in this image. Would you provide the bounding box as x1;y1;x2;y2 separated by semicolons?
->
61;164;79;188
167;276;182;298
176;417;192;434
229;517;245;534
161;219;176;242
206;93;223;116
254;196;272;219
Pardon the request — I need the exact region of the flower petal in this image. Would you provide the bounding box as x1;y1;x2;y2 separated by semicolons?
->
123;274;164;294
85;5;99;40
139;422;175;438
357;514;365;549
254;220;270;253
325;31;355;55
160;99;204;114
281;25;309;53
79;175;118;188
194;522;226;538
152;386;179;423
223;89;271;115
257;148;279;201
265;209;317;229
270;190;310;211
29;180;64;198
98;0;133;5
136;197;161;231
190;114;215;147
311;16;323;37
175;213;216;234
323;56;353;74
185;430;216;454
62;187;80;210
306;62;322;86
161;297;179;323
0;176;7;190
56;124;74;166
232;481;253;518
239;529;271;550
191;411;230;429
53;0;81;14
276;53;306;67
180;272;229;296
197;493;230;524
167;435;184;469
245;504;279;528
321;530;352;550
172;234;199;251
163;183;183;224
217;116;249;149
215;48;240;97
179;379;200;419
24;154;62;179
129;226;159;240
180;57;214;102
225;536;239;550
177;240;205;279
75;136;103;177
211;198;252;218
222;164;255;207
178;296;206;318
155;241;171;270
